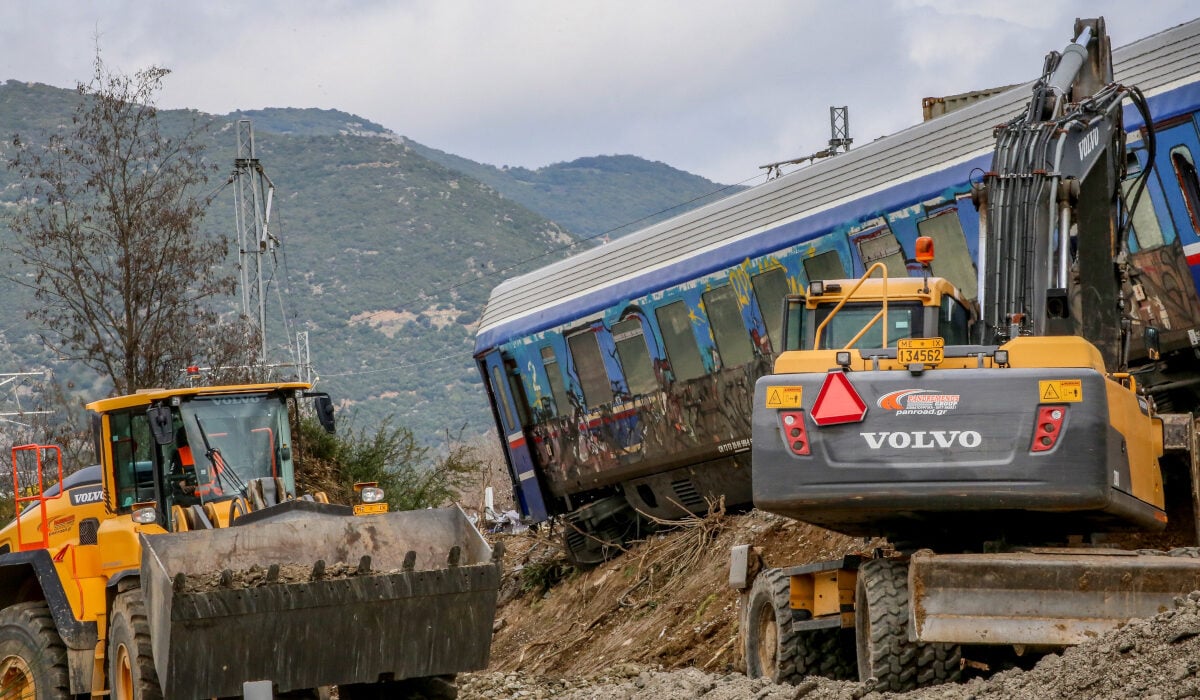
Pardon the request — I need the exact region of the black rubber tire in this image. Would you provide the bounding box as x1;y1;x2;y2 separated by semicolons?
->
340;675;457;700
742;568;856;683
110;589;163;700
0;601;71;699
854;558;960;691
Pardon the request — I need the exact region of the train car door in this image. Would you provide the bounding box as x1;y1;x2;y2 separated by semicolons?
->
480;350;548;522
1150;119;1200;289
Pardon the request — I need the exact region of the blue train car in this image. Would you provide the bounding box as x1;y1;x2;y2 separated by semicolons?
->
474;19;1200;563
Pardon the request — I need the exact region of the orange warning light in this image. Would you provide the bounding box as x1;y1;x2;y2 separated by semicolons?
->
915;236;935;264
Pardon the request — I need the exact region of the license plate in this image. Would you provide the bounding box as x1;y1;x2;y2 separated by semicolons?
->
353;503;389;516
897;337;944;366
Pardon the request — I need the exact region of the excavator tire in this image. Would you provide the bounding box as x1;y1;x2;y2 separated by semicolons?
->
110;589;163;700
743;568;856;683
854;558;960;691
0;601;70;699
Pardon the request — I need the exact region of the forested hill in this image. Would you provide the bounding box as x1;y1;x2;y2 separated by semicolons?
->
0;82;740;445
406;141;745;239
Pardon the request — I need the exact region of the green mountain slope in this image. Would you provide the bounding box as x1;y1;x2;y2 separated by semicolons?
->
0;81;741;446
407;143;745;239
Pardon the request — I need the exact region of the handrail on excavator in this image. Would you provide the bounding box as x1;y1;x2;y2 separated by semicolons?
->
812;261;889;351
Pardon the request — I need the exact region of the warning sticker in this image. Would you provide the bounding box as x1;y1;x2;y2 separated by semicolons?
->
1039;379;1083;403
765;386;804;409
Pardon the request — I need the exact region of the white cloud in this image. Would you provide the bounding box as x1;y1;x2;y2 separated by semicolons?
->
1;1;1196;184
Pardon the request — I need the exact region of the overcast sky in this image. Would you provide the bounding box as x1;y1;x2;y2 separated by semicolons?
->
2;1;1197;185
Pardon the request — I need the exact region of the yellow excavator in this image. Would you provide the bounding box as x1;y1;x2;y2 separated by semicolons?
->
0;382;499;699
735;18;1200;691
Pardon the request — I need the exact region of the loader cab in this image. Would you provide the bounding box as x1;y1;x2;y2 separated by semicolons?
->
783;277;972;353
93;385;307;530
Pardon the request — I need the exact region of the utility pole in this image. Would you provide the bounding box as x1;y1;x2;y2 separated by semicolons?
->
0;371;52;458
232;120;277;366
760;106;854;179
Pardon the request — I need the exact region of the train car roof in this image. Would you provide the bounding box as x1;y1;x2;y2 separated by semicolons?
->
475;19;1200;352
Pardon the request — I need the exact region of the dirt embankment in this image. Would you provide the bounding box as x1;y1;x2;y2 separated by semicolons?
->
462;510;1200;700
482;510;866;679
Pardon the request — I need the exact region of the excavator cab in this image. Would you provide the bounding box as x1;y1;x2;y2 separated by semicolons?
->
779;244;974;364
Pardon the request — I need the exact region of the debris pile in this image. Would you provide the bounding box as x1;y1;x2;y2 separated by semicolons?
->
469;510;1200;699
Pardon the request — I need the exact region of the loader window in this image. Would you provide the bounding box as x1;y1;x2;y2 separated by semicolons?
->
178;394;296;502
813;302;922;349
110;411;156;510
938;297;971;345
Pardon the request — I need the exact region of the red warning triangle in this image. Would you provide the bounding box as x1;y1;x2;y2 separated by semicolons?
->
811;371;868;426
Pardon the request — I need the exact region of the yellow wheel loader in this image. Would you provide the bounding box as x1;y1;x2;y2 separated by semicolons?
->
0;383;500;699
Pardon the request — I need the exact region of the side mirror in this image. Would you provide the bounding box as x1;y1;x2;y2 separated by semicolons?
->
314;395;336;434
1144;326;1161;361
147;406;175;446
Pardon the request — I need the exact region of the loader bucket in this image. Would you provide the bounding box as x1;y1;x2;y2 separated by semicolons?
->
139;502;500;699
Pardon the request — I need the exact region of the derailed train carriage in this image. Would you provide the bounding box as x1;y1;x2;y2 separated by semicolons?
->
474;18;1200;564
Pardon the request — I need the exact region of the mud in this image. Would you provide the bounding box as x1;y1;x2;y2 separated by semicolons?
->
181;560;391;592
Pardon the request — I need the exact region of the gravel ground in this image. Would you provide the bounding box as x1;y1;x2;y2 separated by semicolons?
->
462;591;1200;700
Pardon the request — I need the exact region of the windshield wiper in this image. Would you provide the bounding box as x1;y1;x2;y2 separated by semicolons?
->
192;415;248;497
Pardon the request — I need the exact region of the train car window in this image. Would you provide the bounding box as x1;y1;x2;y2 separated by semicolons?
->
917;210;978;299
567;331;614;408
855;227;908;278
506;365;532;427
1123;151;1169;250
1169;146;1200;234
751;268;788;352
654;301;706;382
491;365;516;428
540;347;571;417
612;319;658;396
802;250;845;283
702;285;755;368
938;297;970;345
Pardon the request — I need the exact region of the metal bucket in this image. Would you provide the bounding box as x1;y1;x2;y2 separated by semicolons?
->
140;502;500;698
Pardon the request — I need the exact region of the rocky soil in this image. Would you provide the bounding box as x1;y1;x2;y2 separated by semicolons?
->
181;560;383;592
459;510;1200;699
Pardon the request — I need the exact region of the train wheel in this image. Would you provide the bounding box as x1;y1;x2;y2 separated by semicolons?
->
854;558;959;691
109;589;163;700
0;601;70;699
742;568;855;683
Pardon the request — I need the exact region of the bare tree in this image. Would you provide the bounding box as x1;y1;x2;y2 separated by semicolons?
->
5;54;250;394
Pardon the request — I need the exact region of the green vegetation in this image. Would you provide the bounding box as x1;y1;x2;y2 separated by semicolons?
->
293;416;487;511
407;143;745;239
0;79;739;450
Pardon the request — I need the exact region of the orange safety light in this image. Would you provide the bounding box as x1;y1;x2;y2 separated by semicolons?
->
914;236;935;264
